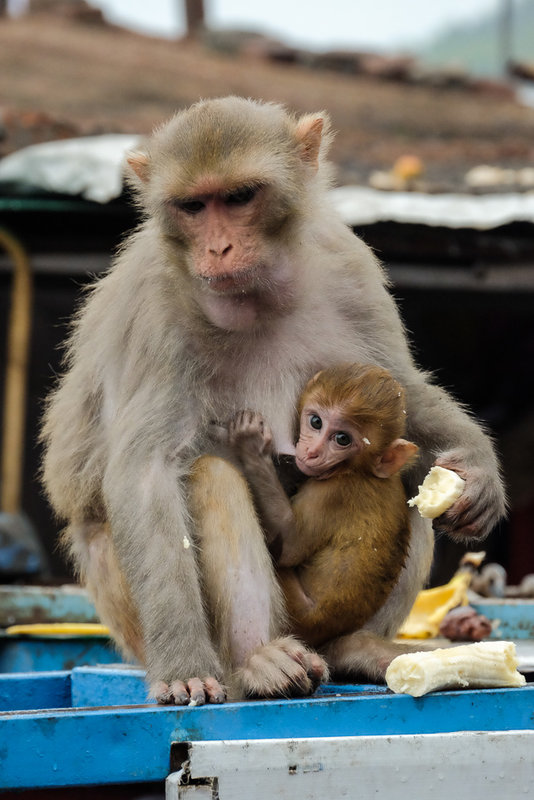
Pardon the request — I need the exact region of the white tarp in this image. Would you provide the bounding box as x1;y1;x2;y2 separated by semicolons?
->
330;185;534;230
1;136;534;229
0;134;141;203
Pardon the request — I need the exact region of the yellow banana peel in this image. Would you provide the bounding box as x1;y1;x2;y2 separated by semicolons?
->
397;571;471;639
5;623;110;637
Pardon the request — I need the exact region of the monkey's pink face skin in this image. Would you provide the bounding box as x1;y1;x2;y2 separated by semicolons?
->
168;182;293;330
295;405;364;479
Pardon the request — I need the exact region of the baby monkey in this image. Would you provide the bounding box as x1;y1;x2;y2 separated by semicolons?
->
226;363;418;647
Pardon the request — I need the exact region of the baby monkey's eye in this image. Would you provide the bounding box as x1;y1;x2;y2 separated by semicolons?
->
309;414;322;430
224;186;257;205
334;432;352;447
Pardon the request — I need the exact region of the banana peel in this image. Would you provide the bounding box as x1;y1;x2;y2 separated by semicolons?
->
5;622;110;637
397;571;471;639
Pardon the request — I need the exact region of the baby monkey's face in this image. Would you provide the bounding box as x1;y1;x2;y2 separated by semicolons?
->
295;404;364;479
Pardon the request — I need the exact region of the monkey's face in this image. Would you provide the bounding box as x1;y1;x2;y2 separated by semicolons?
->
163;181;296;331
295;405;365;480
125;97;331;332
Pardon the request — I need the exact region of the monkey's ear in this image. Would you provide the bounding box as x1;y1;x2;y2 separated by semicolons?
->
373;439;418;479
295;114;326;170
126;152;150;183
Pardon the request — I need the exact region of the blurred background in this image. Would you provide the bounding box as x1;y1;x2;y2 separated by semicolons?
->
0;0;533;589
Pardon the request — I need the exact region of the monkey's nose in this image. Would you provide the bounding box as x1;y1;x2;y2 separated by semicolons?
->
209;243;233;257
306;448;321;459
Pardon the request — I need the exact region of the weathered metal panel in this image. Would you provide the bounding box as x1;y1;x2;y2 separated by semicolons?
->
167;732;534;800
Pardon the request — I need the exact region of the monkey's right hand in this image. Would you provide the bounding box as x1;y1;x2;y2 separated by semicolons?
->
150;676;227;706
227;409;274;462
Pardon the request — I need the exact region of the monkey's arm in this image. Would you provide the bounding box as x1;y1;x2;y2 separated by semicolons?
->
339;243;505;542
401;373;506;541
227;411;297;554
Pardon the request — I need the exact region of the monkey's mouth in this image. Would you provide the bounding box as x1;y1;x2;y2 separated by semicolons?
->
295;457;338;480
201;267;258;294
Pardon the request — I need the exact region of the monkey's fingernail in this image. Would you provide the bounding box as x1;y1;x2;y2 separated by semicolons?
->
204;677;226;703
186;677;206;705
168;680;190;705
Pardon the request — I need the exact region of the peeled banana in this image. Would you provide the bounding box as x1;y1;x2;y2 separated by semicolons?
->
386;641;526;697
408;465;465;519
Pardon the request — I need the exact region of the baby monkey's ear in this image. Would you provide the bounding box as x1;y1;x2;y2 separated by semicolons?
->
373;439;418;479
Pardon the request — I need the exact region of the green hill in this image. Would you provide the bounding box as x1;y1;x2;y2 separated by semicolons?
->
418;0;534;76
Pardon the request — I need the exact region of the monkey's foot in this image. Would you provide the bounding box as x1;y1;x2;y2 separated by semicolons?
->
236;636;329;699
150;676;227;706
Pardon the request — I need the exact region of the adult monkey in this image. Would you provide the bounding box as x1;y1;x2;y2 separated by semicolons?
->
41;97;505;704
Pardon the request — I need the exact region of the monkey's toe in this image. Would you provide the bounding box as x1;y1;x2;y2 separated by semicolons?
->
237;636;327;699
150;677;226;705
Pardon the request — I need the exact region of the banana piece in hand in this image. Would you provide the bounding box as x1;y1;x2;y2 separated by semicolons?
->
386;641;526;697
408;465;465;519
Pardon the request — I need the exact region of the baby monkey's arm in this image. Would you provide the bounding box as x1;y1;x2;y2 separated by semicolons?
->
227;411;296;555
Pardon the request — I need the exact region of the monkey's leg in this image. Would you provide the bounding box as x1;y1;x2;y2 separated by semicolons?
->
320;512;434;683
189;455;328;699
65;521;145;664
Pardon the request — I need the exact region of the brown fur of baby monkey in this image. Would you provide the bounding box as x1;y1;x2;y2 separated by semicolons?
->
227;363;418;648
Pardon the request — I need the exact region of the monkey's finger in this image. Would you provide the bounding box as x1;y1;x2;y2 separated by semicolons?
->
261;418;273;442
290;652;328;691
186;678;206;706
166;680;191;705
151;680;188;705
150;680;172;704
303;652;330;687
203;676;227;704
434;504;489;541
277;638;326;694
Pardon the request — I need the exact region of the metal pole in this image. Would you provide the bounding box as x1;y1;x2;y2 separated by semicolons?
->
500;0;514;76
184;0;205;37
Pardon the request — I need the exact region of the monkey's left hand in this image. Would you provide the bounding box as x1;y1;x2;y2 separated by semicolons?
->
227;410;274;463
432;449;506;541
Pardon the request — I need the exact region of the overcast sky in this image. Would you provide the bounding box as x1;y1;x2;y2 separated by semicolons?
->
89;0;501;50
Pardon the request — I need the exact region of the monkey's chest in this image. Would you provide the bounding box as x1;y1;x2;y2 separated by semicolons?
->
204;368;302;454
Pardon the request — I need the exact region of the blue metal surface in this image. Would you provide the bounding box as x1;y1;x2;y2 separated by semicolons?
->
0;670;71;711
0;585;100;626
71;666;151;707
0;634;123;672
0;668;532;790
472;600;534;639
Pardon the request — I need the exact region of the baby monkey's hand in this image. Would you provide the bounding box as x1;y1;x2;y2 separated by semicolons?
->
227;410;274;463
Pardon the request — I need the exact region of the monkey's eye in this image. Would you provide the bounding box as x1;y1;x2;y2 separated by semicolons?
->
334;432;352;447
176;199;205;214
223;186;257;205
309;414;322;430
